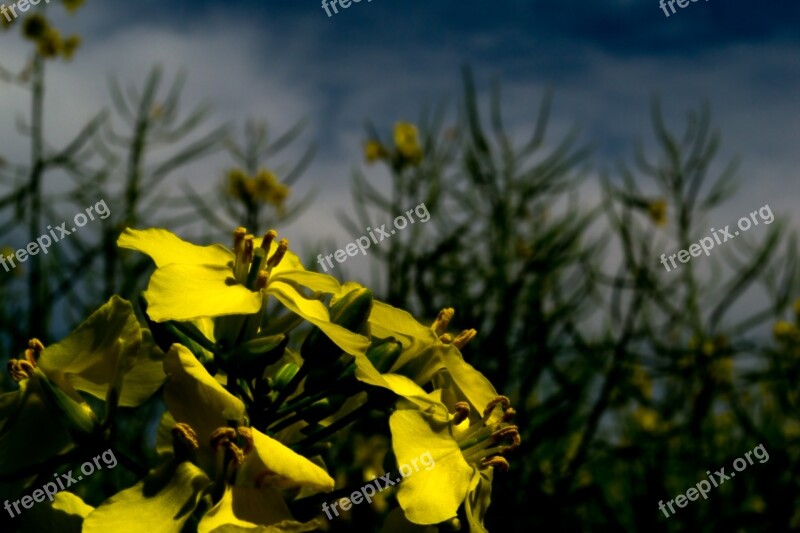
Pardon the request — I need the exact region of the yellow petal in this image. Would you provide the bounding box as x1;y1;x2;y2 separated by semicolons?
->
38;295;165;407
144;263;262;322
83;460;211;533
239;429;335;493
198;485;320;533
118;227;233;268
17;491;94;533
268;280;370;357
389;410;472;525
164;344;246;448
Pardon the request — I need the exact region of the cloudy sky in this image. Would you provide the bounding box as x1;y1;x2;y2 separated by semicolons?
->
1;0;799;294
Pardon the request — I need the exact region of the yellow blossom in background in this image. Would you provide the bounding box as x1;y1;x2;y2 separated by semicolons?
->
36;27;62;58
62;0;86;13
61;35;81;60
394;122;423;164
633;407;660;432
364;139;388;163
647;198;667;226
252;169;289;210
225;168;290;212
773;320;797;341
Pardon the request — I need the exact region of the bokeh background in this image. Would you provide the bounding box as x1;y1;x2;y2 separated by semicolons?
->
2;0;800;531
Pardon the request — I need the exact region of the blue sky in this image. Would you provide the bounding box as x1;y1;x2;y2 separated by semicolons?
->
1;0;799;294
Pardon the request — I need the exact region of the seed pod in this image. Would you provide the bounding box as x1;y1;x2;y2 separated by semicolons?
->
221;334;288;378
273;362;300;391
301;394;347;423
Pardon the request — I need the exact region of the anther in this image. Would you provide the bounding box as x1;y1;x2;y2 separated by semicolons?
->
439;333;454;344
260;230;278;252
452;401;470;425
25;338;45;364
480;456;510;472
243;235;255;265
237;426;255;454
483;396;511;418
453;329;477;349
8;359;35;381
172;423;199;451
266;238;289;268
210;427;237;450
432;308;455;336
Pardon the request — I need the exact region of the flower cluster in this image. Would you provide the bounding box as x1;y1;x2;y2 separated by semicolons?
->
365;122;424;169
0;226;516;531
3;2;83;61
226;168;290;214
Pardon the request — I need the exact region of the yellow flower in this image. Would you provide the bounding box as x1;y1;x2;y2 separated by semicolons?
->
647;198;667;226
0;297;165;492
62;0;86;13
252;169;290;210
389;396;517;527
117;227;369;356
83;344;331;532
631;365;652;399
394;122;423;164
36;27;62;58
773;320;797;341
364;140;388;163
633;407;660;432
61;35;81;60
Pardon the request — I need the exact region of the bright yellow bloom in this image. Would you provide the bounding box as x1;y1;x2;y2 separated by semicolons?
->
62;0;86;13
647;198;667;226
389;396;517;527
61;35;81;60
36;27;62;58
364;140;388;163
83;344;331;532
117;227;369;356
226;168;290;212
633;407;659;432
0;297;165;497
394;122;423;164
773;320;797;341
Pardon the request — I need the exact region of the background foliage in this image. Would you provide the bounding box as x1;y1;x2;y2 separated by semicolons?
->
1;5;799;531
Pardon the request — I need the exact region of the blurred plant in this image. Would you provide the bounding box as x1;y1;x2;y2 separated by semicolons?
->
183;120;316;235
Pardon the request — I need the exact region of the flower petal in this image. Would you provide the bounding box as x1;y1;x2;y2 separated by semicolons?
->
118;227;233;268
38;295;165;407
144;263;262;322
83;460;211;533
163;344;246;448
198;485;320;533
17;491;94;533
239;429;335;493
389;410;472;525
268;280;370;357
